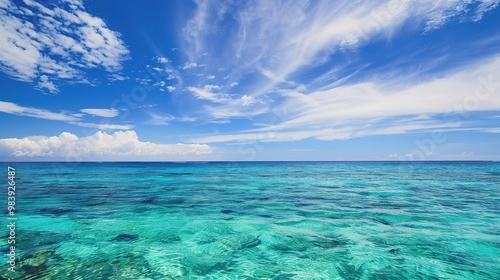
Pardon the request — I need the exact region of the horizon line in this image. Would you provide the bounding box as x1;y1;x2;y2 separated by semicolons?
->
1;160;497;163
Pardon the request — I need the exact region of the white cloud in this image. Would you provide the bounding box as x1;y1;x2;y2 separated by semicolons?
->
179;116;197;122
239;95;255;106
202;103;270;120
154;81;166;87
421;0;499;30
0;100;132;130
38;75;57;93
81;108;119;118
190;55;500;143
189;121;461;143
137;77;153;85
70;122;133;130
182;0;212;61
484;128;500;133
181;62;198;70
187;85;266;109
0;100;79;121
187;86;232;104
155;56;169;63
144;113;175;126
203;85;221;91
0;0;129;92
139;58;184;93
0;131;212;159
277;57;500;124
473;0;500;21
108;73;128;81
138;104;157;109
207;75;216;79
186;84;271;121
181;0;499;114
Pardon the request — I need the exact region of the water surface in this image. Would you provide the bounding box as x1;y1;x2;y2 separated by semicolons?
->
1;162;499;279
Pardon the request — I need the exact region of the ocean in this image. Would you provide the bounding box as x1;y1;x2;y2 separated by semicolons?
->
1;161;499;279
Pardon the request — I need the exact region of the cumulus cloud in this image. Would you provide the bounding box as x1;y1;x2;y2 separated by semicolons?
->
0;131;212;159
0;0;129;92
81;108;119;118
239;95;255;106
155;56;169;63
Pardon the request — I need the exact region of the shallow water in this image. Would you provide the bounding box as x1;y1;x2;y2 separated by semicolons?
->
1;162;499;279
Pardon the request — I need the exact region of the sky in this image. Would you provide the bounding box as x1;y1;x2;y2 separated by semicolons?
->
0;0;500;161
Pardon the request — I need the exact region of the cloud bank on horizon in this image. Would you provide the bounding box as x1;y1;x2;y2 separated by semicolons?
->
0;0;499;160
0;131;212;160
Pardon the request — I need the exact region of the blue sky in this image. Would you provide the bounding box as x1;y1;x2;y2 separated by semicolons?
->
1;0;500;161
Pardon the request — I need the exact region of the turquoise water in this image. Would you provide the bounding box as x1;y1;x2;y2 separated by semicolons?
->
1;162;499;279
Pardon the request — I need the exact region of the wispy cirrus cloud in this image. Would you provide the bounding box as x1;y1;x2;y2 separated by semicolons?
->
81;108;119;118
179;0;499;122
187;86;232;104
0;100;131;129
484;128;500;133
69;122;132;130
190;55;500;143
0;100;79;121
0;131;212;159
0;0;129;93
183;0;499;83
144;112;175;126
186;85;269;120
